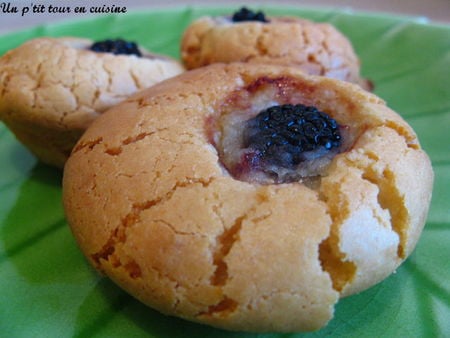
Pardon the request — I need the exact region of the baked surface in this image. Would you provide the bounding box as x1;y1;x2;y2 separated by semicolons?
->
181;16;370;88
0;37;184;167
63;63;433;332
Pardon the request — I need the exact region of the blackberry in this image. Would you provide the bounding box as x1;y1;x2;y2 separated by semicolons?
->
89;39;142;57
243;104;341;168
232;7;268;23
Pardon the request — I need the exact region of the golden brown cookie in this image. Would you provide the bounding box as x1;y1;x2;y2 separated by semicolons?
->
181;8;370;89
0;37;184;167
63;63;433;332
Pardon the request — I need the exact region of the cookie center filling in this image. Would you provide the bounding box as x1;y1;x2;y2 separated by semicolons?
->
212;76;349;186
89;38;142;57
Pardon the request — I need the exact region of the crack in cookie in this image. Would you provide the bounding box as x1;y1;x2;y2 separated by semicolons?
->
198;296;239;317
91;177;216;274
362;168;408;258
318;185;357;293
210;215;244;286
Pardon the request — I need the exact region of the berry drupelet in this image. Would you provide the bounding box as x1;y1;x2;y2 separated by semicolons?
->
89;39;142;57
232;7;269;23
243;104;341;169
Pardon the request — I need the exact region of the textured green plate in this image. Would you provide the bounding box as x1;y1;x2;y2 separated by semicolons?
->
1;5;449;338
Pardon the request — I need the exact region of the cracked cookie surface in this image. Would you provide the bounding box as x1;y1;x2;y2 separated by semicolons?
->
0;37;184;167
181;15;370;89
63;63;433;332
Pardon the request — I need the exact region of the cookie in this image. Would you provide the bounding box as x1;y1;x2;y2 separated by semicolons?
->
181;8;370;89
0;37;184;168
63;63;433;332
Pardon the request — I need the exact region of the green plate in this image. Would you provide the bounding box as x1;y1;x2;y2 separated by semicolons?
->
1;5;449;338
